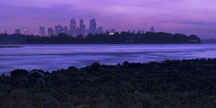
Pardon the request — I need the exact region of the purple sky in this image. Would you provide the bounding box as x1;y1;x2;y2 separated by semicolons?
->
0;0;216;38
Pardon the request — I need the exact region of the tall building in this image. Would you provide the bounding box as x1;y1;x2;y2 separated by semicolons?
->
63;26;68;34
97;26;104;34
76;27;81;36
79;19;86;36
48;27;54;36
15;28;21;34
86;29;90;35
150;27;155;32
55;25;63;35
39;27;45;36
70;19;77;36
90;19;97;34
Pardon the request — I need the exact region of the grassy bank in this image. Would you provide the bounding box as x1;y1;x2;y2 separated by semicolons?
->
1;59;216;108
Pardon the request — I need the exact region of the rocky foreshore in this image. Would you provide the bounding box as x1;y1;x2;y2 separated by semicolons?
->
1;59;216;108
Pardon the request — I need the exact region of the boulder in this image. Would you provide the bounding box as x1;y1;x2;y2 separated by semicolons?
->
10;69;29;78
27;70;45;86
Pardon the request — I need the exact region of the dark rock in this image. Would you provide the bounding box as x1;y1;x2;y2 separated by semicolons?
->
28;70;44;79
10;69;29;78
68;66;77;71
27;70;45;86
91;62;101;69
123;61;129;67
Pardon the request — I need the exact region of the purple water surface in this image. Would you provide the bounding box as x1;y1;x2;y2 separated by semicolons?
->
0;44;216;74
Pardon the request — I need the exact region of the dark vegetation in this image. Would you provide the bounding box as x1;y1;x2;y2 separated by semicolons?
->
202;39;216;44
0;32;201;44
0;46;23;48
1;59;216;107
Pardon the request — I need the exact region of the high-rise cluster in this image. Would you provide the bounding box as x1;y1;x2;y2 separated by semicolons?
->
0;20;155;36
39;19;104;37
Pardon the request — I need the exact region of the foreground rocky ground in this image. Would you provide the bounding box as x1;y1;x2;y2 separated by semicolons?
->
1;59;216;108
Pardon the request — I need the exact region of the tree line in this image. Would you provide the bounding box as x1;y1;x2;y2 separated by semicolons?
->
0;32;201;44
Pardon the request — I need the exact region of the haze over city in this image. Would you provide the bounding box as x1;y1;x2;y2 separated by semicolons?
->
0;0;216;38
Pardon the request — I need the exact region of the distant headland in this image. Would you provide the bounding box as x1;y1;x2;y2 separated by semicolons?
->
0;46;23;48
0;32;201;44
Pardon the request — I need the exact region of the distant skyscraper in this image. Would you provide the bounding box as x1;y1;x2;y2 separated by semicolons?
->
150;27;155;32
70;19;77;36
55;25;63;35
48;27;54;36
97;26;104;34
15;28;21;34
76;27;81;35
80;19;85;30
90;19;97;34
79;19;86;36
39;27;45;36
63;26;68;34
86;29;90;35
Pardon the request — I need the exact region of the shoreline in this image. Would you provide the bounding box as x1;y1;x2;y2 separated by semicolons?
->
6;58;215;74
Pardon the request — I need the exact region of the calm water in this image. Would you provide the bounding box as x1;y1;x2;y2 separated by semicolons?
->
0;44;216;74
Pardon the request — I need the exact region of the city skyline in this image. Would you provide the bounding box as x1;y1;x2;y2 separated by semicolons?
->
0;0;216;38
24;19;106;36
3;18;151;36
0;18;153;36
